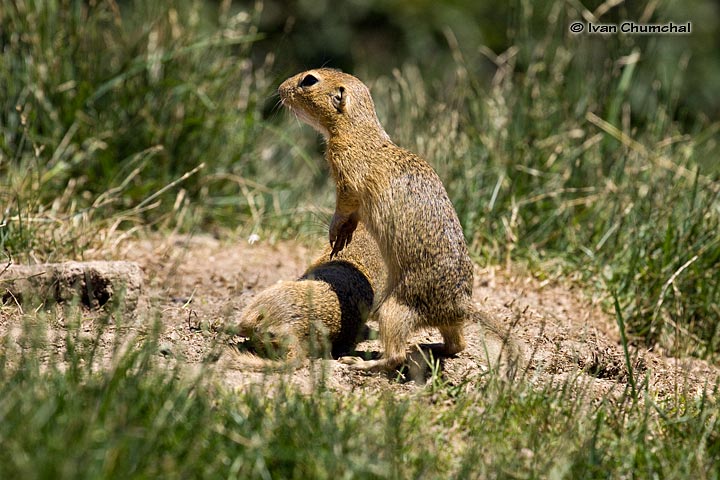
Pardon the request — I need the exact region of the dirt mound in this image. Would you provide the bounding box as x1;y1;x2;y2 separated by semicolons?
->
114;234;717;400
2;233;718;401
1;261;143;313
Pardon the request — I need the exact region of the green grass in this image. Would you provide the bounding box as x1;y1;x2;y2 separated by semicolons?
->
0;311;718;479
1;0;720;477
1;0;282;254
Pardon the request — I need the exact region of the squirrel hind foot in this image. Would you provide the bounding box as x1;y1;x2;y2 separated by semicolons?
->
338;355;404;372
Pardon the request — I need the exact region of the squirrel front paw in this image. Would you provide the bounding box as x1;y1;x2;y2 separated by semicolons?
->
329;212;359;257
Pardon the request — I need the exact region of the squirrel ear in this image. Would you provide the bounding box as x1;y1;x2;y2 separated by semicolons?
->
332;86;346;113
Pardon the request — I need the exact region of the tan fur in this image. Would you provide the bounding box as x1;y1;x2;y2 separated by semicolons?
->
279;68;523;376
233;223;385;365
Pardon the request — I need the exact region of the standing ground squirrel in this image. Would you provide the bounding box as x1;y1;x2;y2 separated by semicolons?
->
279;68;523;374
235;222;385;364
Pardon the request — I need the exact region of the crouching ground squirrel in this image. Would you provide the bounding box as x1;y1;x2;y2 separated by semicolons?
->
235;222;385;364
279;68;523;375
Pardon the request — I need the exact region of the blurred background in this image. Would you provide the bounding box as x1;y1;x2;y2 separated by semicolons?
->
256;0;719;123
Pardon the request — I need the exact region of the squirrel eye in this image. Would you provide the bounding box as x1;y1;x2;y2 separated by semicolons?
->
299;74;319;87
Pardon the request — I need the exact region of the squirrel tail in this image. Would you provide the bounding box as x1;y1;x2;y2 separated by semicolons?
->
467;302;526;381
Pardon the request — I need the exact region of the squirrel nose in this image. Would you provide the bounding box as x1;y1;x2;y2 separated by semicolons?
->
278;82;288;97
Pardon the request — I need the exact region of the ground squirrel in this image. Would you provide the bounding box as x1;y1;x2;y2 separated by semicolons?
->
279;68;522;374
234;222;385;364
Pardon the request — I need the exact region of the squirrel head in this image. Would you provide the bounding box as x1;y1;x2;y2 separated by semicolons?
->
279;68;388;141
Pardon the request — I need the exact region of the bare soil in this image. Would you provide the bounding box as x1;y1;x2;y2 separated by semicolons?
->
3;233;719;401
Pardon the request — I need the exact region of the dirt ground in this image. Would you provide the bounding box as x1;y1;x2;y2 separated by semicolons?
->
3;232;719;401
118;233;720;400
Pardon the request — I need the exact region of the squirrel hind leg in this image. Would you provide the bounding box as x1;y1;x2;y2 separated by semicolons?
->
437;324;467;356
